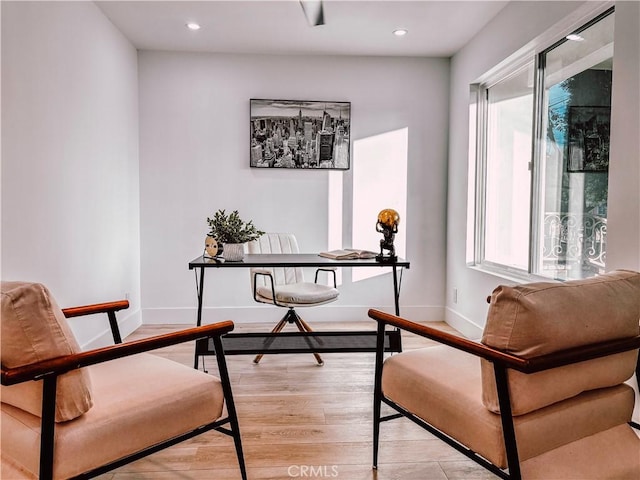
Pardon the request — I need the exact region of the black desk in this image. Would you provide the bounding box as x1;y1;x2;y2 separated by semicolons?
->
188;254;410;368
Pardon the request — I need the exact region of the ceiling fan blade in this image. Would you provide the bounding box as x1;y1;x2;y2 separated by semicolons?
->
299;0;325;27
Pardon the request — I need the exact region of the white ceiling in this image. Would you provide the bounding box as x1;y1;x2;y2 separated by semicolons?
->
96;0;509;57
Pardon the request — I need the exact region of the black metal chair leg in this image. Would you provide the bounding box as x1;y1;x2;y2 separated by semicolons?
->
372;321;386;469
494;364;522;480
107;311;123;344
213;336;247;480
40;375;58;480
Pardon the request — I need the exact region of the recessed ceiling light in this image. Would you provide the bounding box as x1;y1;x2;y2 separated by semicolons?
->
186;22;201;31
566;33;584;42
393;29;408;37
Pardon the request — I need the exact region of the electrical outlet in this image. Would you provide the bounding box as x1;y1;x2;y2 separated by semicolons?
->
453;288;458;304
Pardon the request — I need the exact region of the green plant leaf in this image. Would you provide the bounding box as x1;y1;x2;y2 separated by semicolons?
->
206;209;265;243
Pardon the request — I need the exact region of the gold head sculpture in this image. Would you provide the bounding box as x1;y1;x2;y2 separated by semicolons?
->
376;209;400;261
377;209;400;230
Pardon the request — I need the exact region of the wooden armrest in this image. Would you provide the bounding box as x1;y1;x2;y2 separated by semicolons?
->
63;299;129;344
1;321;234;386
368;308;640;374
62;300;129;318
368;309;527;369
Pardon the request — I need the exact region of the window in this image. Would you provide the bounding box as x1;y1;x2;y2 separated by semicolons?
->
469;8;614;281
483;62;534;272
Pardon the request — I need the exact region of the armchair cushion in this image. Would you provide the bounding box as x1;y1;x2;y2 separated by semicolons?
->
382;345;635;468
1;353;224;479
256;282;339;305
481;270;640;414
1;282;92;422
519;423;640;479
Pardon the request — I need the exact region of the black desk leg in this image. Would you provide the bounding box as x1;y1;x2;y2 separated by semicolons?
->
392;266;400;316
196;266;205;327
194;266;206;369
391;266;403;352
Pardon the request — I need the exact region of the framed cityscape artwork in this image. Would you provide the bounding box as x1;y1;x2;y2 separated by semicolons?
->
250;99;351;169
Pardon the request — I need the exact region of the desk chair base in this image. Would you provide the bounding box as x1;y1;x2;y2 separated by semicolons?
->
253;308;324;365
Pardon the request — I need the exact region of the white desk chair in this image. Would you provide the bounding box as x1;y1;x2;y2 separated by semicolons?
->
247;233;339;365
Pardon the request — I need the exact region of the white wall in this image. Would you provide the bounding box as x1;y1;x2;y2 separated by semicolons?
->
1;1;141;347
446;0;640;337
608;0;640;272
6;0;630;341
138;51;450;325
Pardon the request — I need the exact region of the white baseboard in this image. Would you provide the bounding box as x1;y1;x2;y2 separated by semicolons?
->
141;305;445;325
81;309;142;350
444;306;484;340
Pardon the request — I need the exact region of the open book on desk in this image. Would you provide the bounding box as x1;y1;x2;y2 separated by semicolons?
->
319;249;377;260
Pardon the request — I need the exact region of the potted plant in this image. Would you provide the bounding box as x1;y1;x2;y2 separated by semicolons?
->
206;209;264;261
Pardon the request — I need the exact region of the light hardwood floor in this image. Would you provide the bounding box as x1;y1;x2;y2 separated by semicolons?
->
94;320;497;480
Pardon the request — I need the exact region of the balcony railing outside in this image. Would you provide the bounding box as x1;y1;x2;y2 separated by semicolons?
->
542;212;606;279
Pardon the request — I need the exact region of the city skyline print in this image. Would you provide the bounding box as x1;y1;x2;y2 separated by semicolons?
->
250;99;350;170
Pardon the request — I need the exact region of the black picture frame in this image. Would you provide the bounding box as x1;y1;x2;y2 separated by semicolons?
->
567;106;610;173
250;99;350;170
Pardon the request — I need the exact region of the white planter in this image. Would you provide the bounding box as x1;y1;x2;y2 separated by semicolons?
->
223;243;245;261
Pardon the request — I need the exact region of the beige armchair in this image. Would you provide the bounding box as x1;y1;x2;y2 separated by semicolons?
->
1;281;246;480
370;269;640;479
247;232;339;365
